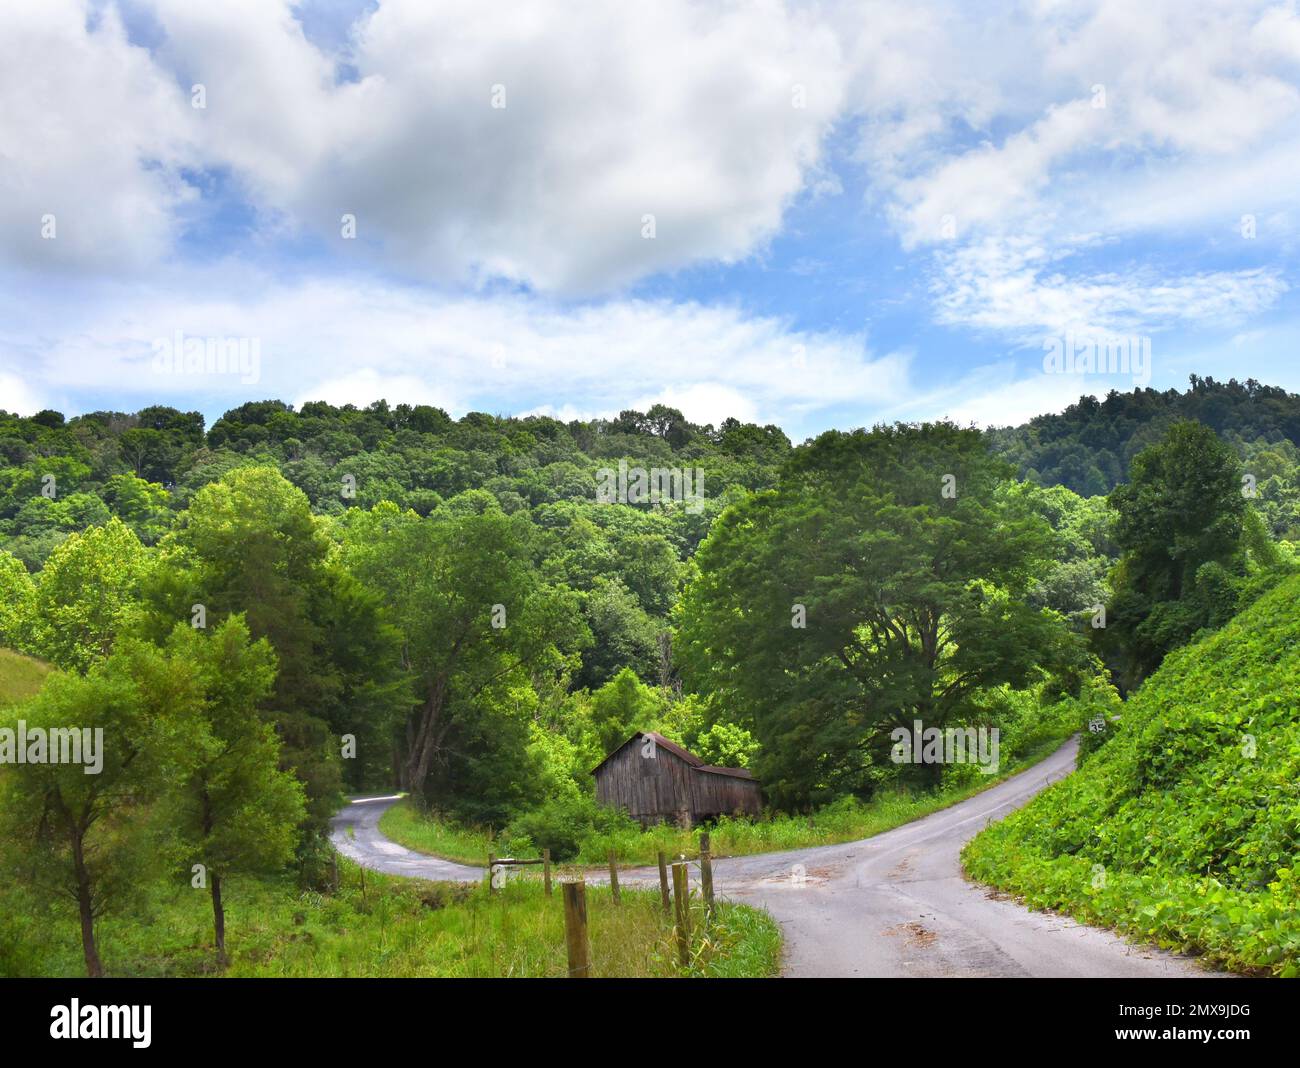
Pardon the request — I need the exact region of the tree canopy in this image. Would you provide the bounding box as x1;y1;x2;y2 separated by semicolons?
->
678;423;1071;806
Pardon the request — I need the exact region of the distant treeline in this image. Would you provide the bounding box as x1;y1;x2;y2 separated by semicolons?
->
987;375;1300;503
0;400;792;569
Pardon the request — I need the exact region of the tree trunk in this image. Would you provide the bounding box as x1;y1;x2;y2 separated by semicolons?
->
404;677;448;803
71;832;103;978
211;873;227;967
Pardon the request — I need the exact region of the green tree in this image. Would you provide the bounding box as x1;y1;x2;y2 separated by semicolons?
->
576;577;660;688
165;618;306;966
1104;421;1246;686
25;518;151;673
339;500;588;812
146;466;397;833
0;641;202;976
588;667;668;754
103;473;173;544
693;721;759;768
0;548;34;648
678;423;1064;806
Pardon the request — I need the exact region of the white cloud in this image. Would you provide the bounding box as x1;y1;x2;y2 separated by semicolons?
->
883;359;1114;430
144;0;340;206
291;370;455;414
0;0;195;272
869;0;1300;248
931;236;1289;339
2;271;910;428
631;384;760;428
892;100;1104;247
837;0;1300;340
3;0;1299;422
0;372;49;416
124;0;848;293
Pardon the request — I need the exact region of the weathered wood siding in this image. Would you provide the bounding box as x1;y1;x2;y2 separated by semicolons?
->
690;770;762;820
594;736;763;825
594;743;695;825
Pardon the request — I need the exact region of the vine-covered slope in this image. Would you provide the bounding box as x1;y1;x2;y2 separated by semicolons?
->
964;573;1300;975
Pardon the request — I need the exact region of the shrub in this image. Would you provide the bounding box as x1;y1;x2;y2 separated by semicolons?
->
500;793;638;861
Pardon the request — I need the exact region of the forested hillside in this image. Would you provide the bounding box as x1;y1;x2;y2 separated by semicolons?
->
988;376;1300;541
0;400;789;734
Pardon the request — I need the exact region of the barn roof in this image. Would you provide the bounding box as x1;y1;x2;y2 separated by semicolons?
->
697;764;755;780
591;731;695;774
591;731;757;781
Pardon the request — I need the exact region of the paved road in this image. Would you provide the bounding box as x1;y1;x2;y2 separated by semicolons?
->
331;793;486;882
329;741;1218;977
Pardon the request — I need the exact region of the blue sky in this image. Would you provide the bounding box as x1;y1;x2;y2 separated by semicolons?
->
2;0;1299;441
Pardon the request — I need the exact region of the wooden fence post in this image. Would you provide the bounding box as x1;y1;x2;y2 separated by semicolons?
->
543;848;552;897
699;831;714;915
657;851;671;914
607;849;621;904
671;861;691;969
562;881;591;978
487;852;496;894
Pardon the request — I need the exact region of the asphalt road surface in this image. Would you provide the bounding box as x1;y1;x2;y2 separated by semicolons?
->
329;739;1218;977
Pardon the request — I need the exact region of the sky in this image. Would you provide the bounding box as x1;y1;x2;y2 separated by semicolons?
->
1;0;1299;441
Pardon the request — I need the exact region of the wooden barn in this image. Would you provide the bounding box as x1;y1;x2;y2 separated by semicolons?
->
592;731;762;827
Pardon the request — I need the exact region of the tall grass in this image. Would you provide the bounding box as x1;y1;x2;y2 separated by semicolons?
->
0;859;779;978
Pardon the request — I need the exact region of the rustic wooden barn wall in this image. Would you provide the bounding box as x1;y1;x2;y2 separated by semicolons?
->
594;742;694;825
594;735;762;825
690;770;762;820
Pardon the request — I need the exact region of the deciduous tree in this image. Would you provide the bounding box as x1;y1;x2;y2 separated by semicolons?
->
678;423;1063;806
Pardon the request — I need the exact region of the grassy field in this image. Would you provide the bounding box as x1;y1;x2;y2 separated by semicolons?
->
0;648;50;707
0;858;780;978
380;727;1078;868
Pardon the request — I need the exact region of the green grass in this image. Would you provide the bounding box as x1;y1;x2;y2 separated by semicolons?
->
963;574;1300;977
0;858;780;978
0;648;50;708
380;800;497;864
380;726;1077;868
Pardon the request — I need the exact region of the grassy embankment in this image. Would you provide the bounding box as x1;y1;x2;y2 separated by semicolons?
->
0;648;49;707
380;715;1080;868
964;574;1300;977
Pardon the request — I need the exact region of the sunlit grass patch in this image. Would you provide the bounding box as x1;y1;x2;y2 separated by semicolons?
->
0;648;50;708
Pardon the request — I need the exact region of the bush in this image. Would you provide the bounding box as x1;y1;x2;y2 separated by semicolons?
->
500;793;639;861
